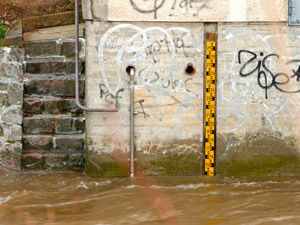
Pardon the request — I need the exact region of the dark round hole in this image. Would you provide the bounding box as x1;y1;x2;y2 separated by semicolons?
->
185;64;196;76
126;66;135;75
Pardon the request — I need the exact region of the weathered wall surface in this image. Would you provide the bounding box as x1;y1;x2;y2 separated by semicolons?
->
82;0;287;22
217;23;300;176
0;48;24;170
85;21;204;176
84;1;300;177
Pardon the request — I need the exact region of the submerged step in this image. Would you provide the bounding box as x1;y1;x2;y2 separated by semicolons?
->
21;152;84;170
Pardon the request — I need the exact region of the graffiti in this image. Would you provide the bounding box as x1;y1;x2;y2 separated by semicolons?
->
145;31;195;60
217;27;300;158
141;141;202;158
134;99;150;118
104;37;118;49
291;64;300;82
170;0;209;17
98;24;201;95
238;50;300;99
129;0;165;19
129;0;209;19
99;84;124;108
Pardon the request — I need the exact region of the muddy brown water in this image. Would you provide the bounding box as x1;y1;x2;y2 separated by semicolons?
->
1;169;300;225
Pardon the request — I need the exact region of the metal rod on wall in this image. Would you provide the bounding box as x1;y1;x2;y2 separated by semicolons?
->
75;0;118;112
130;68;135;177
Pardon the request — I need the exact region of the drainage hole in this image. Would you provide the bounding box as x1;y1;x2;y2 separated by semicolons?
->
126;66;136;75
185;64;196;76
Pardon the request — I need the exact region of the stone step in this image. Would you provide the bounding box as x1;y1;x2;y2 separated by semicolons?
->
24;96;84;116
25;57;83;74
24;74;85;97
24;39;84;57
23;134;84;152
23;115;85;135
21;152;84;170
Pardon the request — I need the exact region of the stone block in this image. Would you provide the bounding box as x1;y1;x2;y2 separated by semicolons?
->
0;81;8;91
21;153;44;169
23;117;55;134
23;97;43;115
55;135;84;151
68;153;84;168
0;48;24;63
43;98;83;115
53;78;84;97
1;105;22;125
55;117;73;133
74;117;85;133
0;62;23;82
0;91;7;106
66;61;76;74
44;153;69;168
25;58;66;74
23;135;53;151
25;41;58;57
24;79;52;95
3;29;23;47
53;79;74;97
7;81;23;105
3;124;22;142
60;40;83;57
0;143;22;170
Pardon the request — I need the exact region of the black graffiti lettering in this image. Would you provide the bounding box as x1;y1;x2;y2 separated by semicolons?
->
238;50;300;98
99;84;109;98
99;84;124;108
162;79;171;88
291;65;300;82
135;99;150;118
129;0;166;19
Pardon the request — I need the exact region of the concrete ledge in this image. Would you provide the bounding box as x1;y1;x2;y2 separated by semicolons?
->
22;11;83;32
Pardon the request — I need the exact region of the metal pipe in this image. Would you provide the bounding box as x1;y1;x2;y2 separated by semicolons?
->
75;0;118;112
130;68;135;177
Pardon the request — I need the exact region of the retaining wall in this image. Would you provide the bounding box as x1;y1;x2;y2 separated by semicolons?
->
0;48;24;170
84;0;300;176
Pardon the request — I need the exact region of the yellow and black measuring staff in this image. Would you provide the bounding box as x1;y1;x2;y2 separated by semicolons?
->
204;33;217;176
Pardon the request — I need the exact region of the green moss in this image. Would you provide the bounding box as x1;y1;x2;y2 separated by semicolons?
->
85;158;129;177
217;154;300;177
144;155;203;176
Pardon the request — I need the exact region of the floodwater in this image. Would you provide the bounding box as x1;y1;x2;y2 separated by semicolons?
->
1;170;300;225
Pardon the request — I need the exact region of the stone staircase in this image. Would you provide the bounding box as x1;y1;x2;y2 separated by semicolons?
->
22;39;85;170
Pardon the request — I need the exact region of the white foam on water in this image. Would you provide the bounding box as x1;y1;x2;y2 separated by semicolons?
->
95;180;112;187
77;181;89;189
0;196;11;205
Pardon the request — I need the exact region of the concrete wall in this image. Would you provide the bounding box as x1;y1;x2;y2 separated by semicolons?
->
82;0;287;22
83;0;300;177
217;23;300;176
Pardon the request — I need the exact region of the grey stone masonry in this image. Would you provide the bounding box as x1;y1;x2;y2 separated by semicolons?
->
0;48;24;170
22;38;85;170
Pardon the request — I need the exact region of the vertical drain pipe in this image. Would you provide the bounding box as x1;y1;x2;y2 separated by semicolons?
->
130;68;135;177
